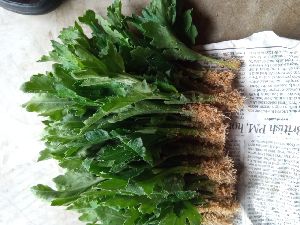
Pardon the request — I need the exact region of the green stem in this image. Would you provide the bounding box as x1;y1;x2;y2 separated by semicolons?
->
196;53;240;70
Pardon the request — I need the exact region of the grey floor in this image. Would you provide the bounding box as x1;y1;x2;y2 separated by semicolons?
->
0;1;299;225
187;0;300;43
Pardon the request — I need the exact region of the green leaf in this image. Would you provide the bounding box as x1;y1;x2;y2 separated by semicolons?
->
54;84;98;106
113;134;153;165
85;129;111;144
32;172;103;206
106;0;125;29
159;212;184;225
31;184;59;201
21;74;56;93
23;94;74;115
53;171;96;191
135;21;199;61
129;46;172;74
46;40;82;70
180;201;202;225
176;9;198;45
123;209;139;225
94;206;127;225
142;0;177;25
80;9;130;48
100;42;125;73
59;157;83;170
96;144;139;173
59;22;90;50
38;149;52;161
83;81;163;128
74;46;108;74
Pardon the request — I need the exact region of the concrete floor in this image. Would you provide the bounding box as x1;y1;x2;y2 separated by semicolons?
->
187;0;300;43
0;1;299;225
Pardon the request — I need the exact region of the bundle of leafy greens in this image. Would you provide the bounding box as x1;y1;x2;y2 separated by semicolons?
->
22;0;243;224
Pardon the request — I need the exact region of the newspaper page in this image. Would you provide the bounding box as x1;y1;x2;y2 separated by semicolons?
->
204;31;300;225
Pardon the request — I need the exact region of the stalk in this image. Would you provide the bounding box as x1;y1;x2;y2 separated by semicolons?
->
160;143;225;160
134;125;227;146
196;54;241;71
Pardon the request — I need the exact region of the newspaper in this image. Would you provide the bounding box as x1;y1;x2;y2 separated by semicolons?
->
0;31;299;225
203;31;300;225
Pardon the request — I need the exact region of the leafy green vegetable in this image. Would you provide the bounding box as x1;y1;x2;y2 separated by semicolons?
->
129;0;240;69
22;0;242;224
